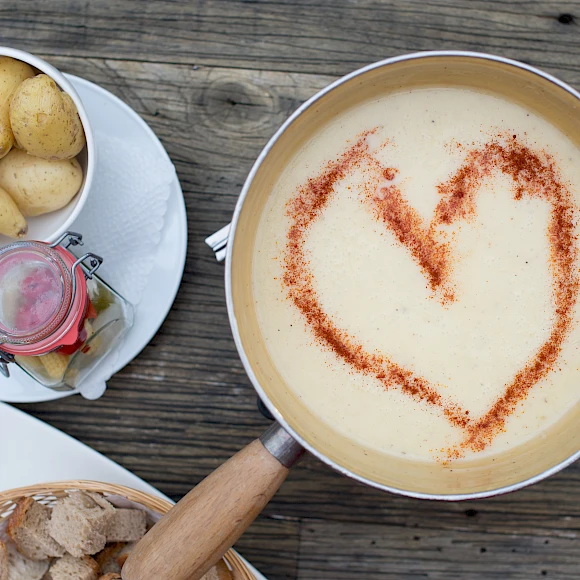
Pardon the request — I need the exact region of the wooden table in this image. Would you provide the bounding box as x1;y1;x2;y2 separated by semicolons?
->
4;1;580;578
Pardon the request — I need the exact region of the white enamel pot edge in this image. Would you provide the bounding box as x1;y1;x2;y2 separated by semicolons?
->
225;50;580;501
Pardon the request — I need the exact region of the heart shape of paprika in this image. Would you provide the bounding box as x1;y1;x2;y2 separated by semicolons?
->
283;131;579;459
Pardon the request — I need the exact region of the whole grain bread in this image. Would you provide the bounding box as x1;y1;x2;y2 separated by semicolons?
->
94;542;124;574
105;509;146;543
48;491;115;557
202;560;234;580
2;491;235;580
6;497;65;560
0;541;7;580
112;541;135;570
2;541;49;580
44;554;100;580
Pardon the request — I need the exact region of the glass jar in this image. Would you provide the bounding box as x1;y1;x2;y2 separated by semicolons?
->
0;232;133;391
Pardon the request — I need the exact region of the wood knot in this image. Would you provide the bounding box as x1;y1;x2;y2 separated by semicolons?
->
199;74;276;134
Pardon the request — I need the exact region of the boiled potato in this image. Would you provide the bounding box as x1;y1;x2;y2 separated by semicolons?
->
0;185;27;237
0;148;82;216
0;57;34;159
10;74;85;160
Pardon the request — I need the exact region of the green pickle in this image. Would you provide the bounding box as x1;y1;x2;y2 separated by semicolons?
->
87;276;115;312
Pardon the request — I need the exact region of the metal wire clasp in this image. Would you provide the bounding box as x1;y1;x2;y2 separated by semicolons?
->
53;232;104;322
50;231;84;250
73;253;103;280
51;231;104;280
0;350;14;377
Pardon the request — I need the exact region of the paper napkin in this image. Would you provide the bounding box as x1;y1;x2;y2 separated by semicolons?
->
71;130;177;399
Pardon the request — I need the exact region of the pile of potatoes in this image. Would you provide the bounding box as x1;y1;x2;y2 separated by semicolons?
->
0;56;86;238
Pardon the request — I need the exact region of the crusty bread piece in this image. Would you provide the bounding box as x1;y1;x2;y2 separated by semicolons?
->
116;552;128;569
3;541;49;580
94;542;124;574
48;491;115;557
113;541;135;570
0;541;8;580
105;509;146;543
93;539;231;580
7;497;65;560
201;560;233;580
44;554;100;580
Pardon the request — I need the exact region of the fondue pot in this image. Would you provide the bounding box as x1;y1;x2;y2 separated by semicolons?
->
124;51;580;580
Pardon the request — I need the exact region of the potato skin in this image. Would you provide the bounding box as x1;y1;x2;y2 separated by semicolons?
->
0;148;83;216
0;185;27;238
10;74;86;160
0;57;35;159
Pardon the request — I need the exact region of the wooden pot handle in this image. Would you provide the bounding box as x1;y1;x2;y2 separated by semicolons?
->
122;423;304;580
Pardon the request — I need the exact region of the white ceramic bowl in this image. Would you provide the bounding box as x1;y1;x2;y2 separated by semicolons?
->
0;47;95;244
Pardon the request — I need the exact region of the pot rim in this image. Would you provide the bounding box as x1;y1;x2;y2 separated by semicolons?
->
225;50;580;501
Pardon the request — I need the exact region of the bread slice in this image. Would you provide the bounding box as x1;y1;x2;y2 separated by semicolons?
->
7;497;65;560
105;509;146;542
48;491;115;557
3;541;49;580
94;542;124;574
115;541;136;570
201;560;234;580
0;541;7;580
98;575;121;580
44;554;100;580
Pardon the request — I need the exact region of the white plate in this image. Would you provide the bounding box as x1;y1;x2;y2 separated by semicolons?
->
0;402;266;579
0;75;187;403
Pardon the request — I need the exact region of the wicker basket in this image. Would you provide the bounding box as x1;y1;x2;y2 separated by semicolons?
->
0;480;255;580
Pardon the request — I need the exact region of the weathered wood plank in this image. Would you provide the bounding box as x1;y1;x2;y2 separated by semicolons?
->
235;517;301;580
2;1;580;77
297;519;579;579
264;457;580;538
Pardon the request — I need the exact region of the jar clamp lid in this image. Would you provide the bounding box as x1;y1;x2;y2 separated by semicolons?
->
0;232;103;377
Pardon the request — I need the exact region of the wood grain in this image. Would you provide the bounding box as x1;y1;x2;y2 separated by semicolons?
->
4;1;580;579
235;517;301;580
297;520;579;579
3;1;580;78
